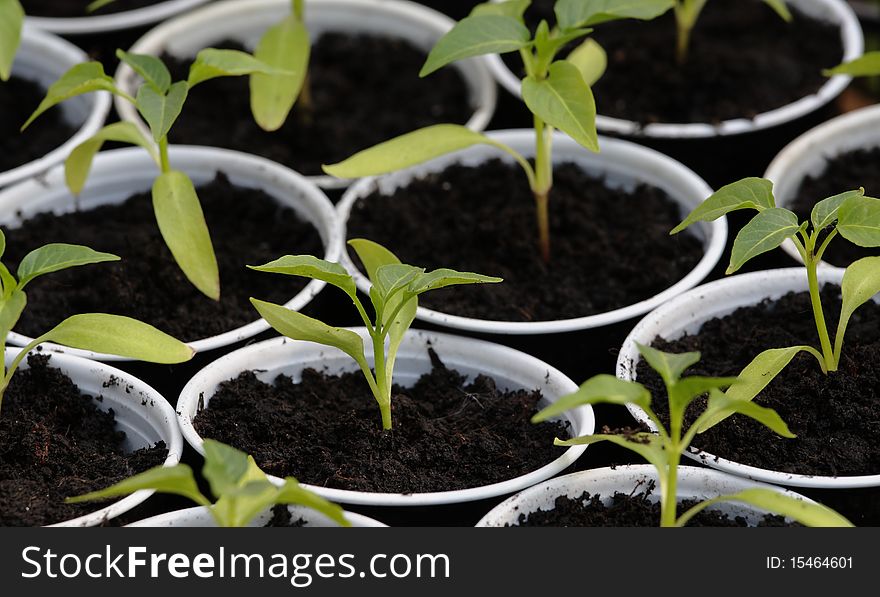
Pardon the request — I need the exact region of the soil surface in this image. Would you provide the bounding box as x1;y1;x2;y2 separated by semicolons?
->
637;285;880;477
22;0;159;17
162;34;472;176
346;159;704;321
0;354;168;526
194;349;570;493
505;0;842;125
514;483;792;527
790;147;880;267
3;173;323;341
0;76;76;174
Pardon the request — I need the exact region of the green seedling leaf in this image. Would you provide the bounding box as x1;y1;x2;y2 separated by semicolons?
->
137;80;188;143
636;342;700;386
17;244;119;288
811;188;864;231
374;264;424;298
152;171;220;301
187;48;282;87
763;0;792;21
823;51;880;77
522;61;599;152
0;290;26;341
23;62;120;130
532;375;651;423
249;256;357;299
671;177;775;234
715;489;852;527
555;0;674;29
556;432;668;471
116;50;172;93
348;238;401;283
420;15;531;77
212;479;280;528
202;439;252;498
836;194;880;247
65;122;158;194
667;375;738;421
698;389;795;439
274;478;350;527
727;207;800;274
0;0;24;82
43;313;195;363
250;15;310;132
407;269;503;294
835;256;880;364
566;38;607;86
470;1;531;19
87;0;117;11
323;125;495;179
66;464;209;506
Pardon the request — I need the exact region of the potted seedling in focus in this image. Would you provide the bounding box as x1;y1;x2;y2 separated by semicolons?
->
67;439;350;527
672;178;880;428
248;239;501;430
20;48;285;301
323;0;676;263
0;229;194;415
532;342;852;527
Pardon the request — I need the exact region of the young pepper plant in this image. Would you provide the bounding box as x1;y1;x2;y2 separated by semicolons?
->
532;343;852;527
0;230;195;415
67;439;349;527
248;239;501;430
20;49;283;301
671;178;880;429
323;0;674;263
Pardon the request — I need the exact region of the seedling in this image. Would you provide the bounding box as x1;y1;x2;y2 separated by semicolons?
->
672;1;791;64
21;48;284;301
67;439;350;527
0;0;24;82
672;178;880;428
0;229;195;415
323;0;674;263
532;343;852;527
248;239;501;430
824;50;880;78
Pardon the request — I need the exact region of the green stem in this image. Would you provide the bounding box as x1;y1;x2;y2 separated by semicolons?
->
533;115;553;263
806;255;835;372
371;331;392;430
675;22;692;65
659;452;680;528
292;0;304;20
159;138;170;173
814;229;839;263
0;334;51;416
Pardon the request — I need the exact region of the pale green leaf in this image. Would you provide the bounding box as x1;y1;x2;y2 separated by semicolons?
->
0;289;26;341
671;177;775;235
555;432;667;471
555;0;674;29
0;0;24;82
202;439;252;499
213;479;282;528
727;207;800;274
420;15;531;77
0;263;16;300
835;257;880;362
407;268;503;294
65;122;158;195
522;61;599;152
374;264;423;298
347;238;402;283
44;313;195;363
66;464;208;506
137;81;188;142
763;0;792;21
532;374;650;422
116;50;171;93
823;51;880;78
87;0;117;11
470;1;531;18
718;489;852;527
811;188;864;231
566;38;606;86
667;375;738;419
23;62;119;130
275;478;350;527
250;15;310;132
187;48;282;88
636;342;700;386
17;244;119;288
697;389;794;438
248;255;357;299
152;171;220;301
836;195;880;247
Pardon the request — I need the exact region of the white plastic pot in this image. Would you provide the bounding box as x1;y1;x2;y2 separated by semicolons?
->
25;0;211;35
476;465;823;526
0;25;110;189
0;347;184;527
487;0;862;139
617;267;880;489
0;145;343;360
336;130;726;335
176;328;595;507
114;0;497;189
765;104;880;266
127;505;387;527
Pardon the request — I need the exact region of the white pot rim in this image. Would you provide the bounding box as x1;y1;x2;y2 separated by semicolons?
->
125;504;387;527
114;0;497;190
617;267;880;489
25;0;212;35
0;25;111;189
176;329;594;506
336;130;726;335
0;145;342;361
486;0;862;139
475;464;820;526
765;103;880;267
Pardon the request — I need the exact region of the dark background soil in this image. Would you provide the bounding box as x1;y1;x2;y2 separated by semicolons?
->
22;0;161;17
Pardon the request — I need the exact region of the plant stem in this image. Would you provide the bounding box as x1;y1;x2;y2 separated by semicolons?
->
675;23;692;65
0;334;50;417
371;331;392;430
533;115;553;263
659;453;680;527
159;138;170;173
806;256;835;372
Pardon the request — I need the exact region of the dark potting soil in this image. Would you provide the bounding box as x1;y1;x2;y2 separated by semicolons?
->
21;0;159;17
161;35;472;176
514;485;792;527
346;159;704;321
505;0;842;125
0;354;168;527
193;349;570;493
265;505;306;527
790;147;880;267
3;173;323;341
0;76;76;173
413;0;480;20
637;285;880;477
